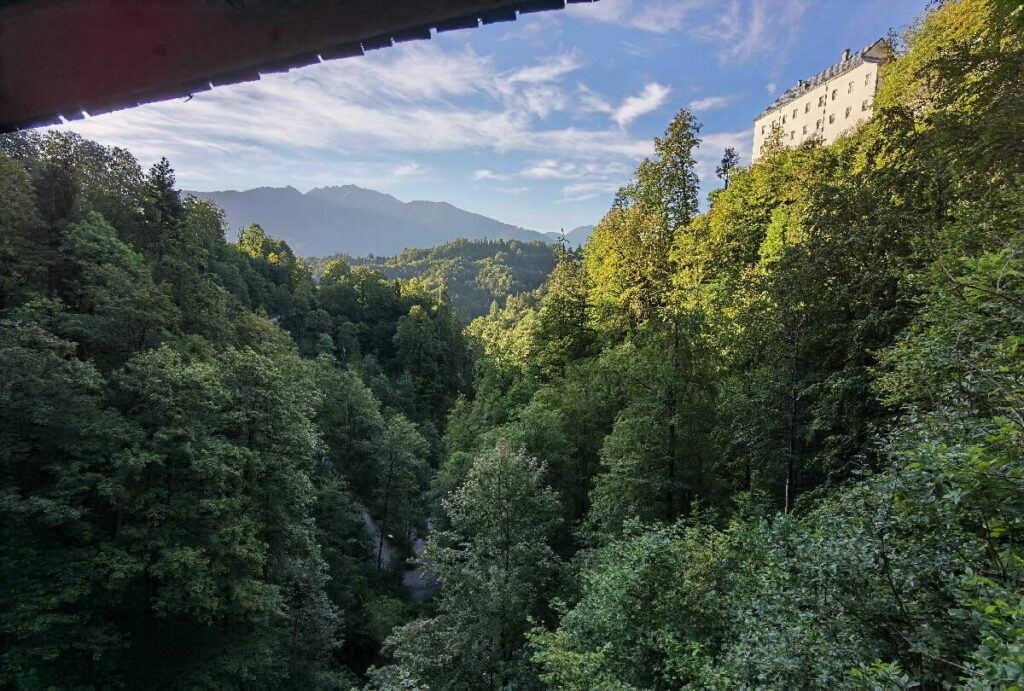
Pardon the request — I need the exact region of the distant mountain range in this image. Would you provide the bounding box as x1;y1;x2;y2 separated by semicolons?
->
186;184;594;257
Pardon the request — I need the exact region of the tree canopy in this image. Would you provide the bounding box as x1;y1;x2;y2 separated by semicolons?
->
2;0;1023;687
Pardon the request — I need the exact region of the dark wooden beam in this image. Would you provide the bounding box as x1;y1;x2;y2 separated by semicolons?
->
0;0;596;131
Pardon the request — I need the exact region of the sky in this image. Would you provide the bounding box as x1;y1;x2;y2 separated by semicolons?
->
54;0;925;233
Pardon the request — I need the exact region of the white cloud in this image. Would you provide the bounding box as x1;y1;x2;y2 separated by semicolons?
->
55;41;652;193
766;82;777;95
693;0;813;64
629;1;708;33
621;41;658;58
520;159;630;180
48;22;764;230
613;83;671;128
521;160;576;179
520;85;570;119
505;52;581;85
499;13;562;43
548;127;753;204
688;95;737;113
313;43;493;102
495;185;531;195
567;0;710;34
695;128;754;184
560;180;623;203
474;169;512;181
473;157;632;209
568;0;812;64
392;162;423;178
577;84;614;115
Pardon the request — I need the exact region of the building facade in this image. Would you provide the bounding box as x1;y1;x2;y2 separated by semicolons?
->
752;39;889;162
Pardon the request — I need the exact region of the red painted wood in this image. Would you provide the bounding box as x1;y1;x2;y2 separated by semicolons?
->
0;0;552;130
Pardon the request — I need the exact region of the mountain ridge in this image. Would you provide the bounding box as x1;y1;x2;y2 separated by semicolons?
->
186;184;581;257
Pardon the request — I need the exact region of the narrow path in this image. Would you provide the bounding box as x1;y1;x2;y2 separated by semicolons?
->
360;512;440;601
402;523;441;602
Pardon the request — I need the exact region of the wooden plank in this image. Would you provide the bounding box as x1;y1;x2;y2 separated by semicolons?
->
0;0;586;131
319;41;364;60
391;26;432;43
480;8;518;24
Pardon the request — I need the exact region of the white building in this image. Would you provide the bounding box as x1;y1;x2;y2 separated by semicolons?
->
752;39;889;162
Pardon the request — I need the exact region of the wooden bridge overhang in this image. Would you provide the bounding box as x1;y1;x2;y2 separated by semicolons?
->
0;0;595;132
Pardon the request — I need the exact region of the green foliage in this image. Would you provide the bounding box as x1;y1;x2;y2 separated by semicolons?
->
433;1;1024;688
369;444;562;688
3;0;1024;686
0;322;128;687
57;212;179;366
313;257;472;434
0;131;474;685
311;238;558;320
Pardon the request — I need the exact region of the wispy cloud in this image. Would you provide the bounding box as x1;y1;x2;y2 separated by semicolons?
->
692;0;814;63
520;85;570;119
568;0;812;64
688;95;738;113
521;160;578;179
621;41;659;58
473;169;505;181
499;13;562;43
392;162;423;178
44;2;827;231
629;1;709;33
560;180;623;203
567;0;710;34
505;52;581;85
613;83;672;127
552;126;753;205
694;128;754;185
56;42;652;193
577;84;614;115
519;159;629;180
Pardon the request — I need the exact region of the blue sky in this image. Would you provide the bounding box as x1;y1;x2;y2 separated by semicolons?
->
56;0;924;233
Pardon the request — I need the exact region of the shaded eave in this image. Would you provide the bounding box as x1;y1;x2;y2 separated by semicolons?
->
0;0;596;132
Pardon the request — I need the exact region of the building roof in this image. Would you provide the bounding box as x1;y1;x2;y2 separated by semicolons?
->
755;39;889;121
0;0;595;133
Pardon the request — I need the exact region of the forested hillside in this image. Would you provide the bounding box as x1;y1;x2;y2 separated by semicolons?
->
0;130;472;686
2;0;1023;688
310;239;559;320
366;0;1023;687
188;185;553;256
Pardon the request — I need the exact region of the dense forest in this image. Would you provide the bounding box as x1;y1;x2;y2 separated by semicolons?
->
309;239;558;320
0;126;475;686
2;0;1023;688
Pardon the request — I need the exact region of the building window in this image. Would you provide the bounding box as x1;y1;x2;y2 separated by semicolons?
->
816;119;822;129
865;73;871;86
831;89;837;100
790;131;795;140
829;114;836;124
802;125;808;135
792;108;797;119
845;106;851;118
861;99;869;111
818;95;825;107
805;103;810;113
848;81;854;93
761;125;766;134
782;115;787;124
